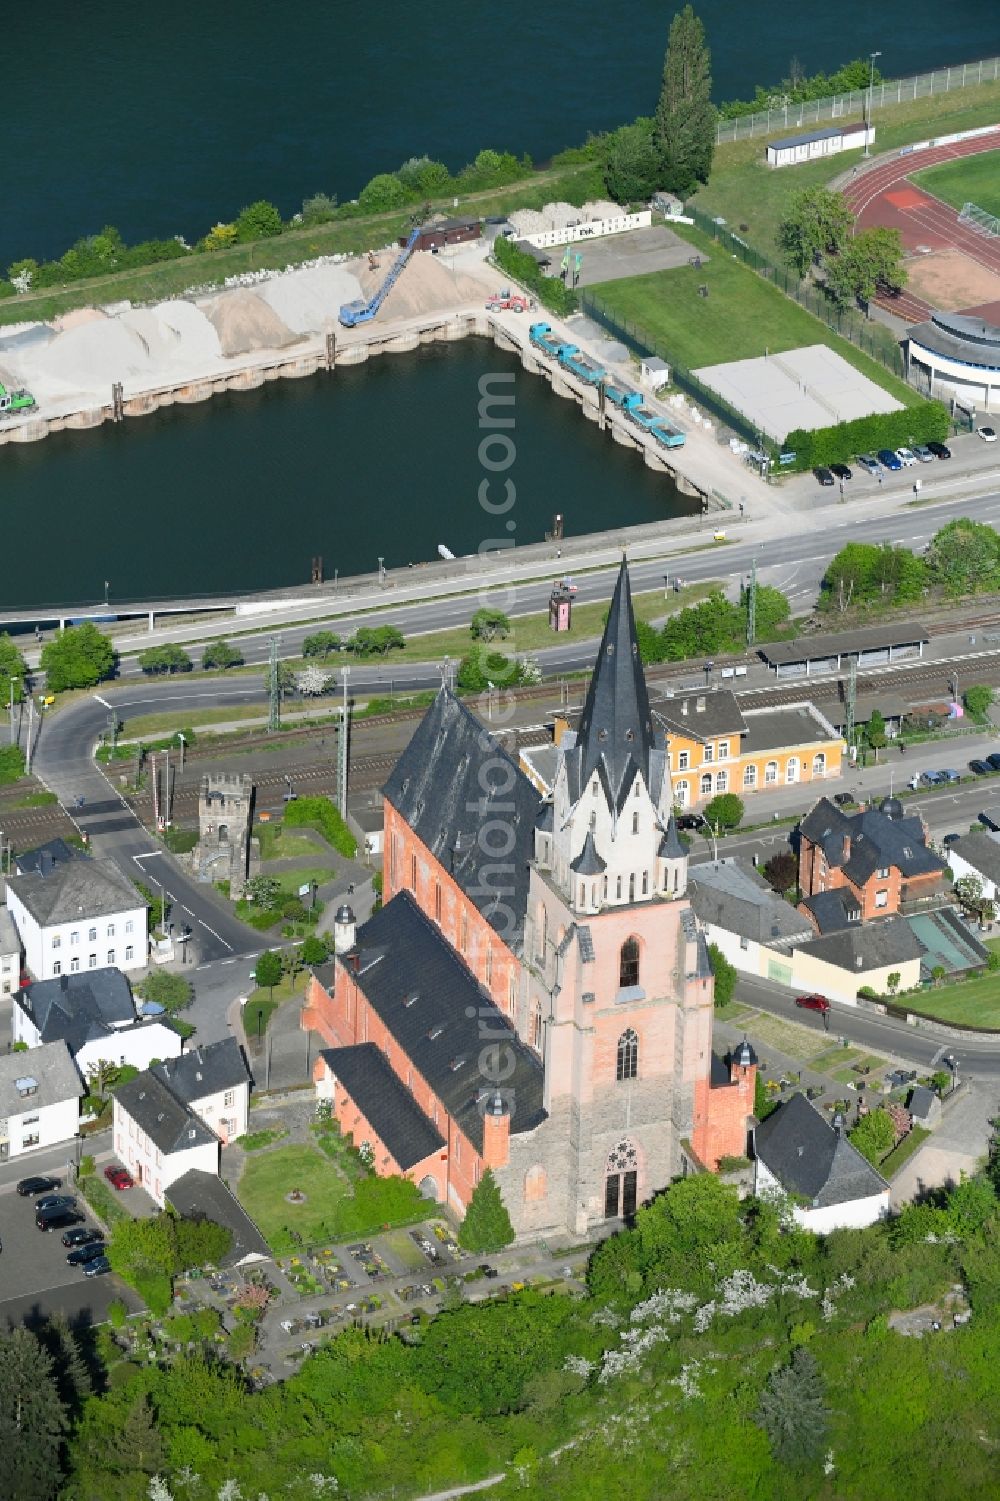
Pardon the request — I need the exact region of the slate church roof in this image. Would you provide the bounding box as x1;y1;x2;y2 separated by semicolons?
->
754;1092;888;1208
334;891;545;1153
383;688;539;953
320;1043;446;1168
563;559;669;813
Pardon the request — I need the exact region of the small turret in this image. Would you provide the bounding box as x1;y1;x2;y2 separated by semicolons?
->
656;810;688;897
333;903;357;955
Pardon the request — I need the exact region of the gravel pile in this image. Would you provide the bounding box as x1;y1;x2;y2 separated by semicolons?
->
151;300;222;362
582;199;624;220
204;290;301;356
357;251;491;320
258;263;363;334
507;200;585;235
23;316;155;391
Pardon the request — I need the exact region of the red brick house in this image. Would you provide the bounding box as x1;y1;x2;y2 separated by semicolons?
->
798;795;947;930
303;562;755;1234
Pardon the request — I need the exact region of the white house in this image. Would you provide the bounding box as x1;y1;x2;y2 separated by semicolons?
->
753;1092;890;1233
13;968;182;1078
0;1040;84;1160
687;858;814;981
113;1073;220;1208
6;844;148;981
151;1039;250;1145
112;1038;251;1207
948;831;1000;901
0;906;20;998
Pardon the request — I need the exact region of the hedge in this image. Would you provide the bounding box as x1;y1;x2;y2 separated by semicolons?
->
493;233;578;317
283;795;358;858
785;399;949;470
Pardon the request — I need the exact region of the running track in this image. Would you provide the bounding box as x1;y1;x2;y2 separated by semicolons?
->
841;128;1000;323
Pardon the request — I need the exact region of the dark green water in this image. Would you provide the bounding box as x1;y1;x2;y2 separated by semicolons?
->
4;1;995;265
1;340;696;608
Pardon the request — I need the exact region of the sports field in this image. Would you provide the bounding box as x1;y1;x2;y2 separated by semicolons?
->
911;150;1000;219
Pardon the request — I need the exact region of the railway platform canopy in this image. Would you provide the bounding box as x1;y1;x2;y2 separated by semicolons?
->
759;623;929;679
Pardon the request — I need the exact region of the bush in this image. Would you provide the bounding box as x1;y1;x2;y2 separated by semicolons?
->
106;1299;128;1330
358;173;409;213
964;684;994;721
458;1169;515;1253
784;400;949;470
235;200;284;242
40;622;117;692
78;1155;95;1179
133;1272;172;1316
708;943;738;1007
283;795;358;857
137;644;193;675
202;639;244;671
132;969;193;1014
703;793;744;831
0;744;26;785
493;232;577;317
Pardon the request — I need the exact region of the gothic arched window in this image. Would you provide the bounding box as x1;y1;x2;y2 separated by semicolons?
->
616;1028;638;1081
619;936;640;989
529;1001;543;1051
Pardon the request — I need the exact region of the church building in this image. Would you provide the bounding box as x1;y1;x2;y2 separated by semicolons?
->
303;561;754;1238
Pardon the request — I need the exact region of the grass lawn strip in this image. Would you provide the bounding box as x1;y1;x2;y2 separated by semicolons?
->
738;1010;829;1062
589;223;917;407
911;150;1000;219
237;1143;352;1251
879;1124;932;1179
905;971;1000;1029
380;1228;433;1273
255;828;325;861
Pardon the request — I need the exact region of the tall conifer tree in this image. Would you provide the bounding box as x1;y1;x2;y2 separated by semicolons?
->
655;6;716;195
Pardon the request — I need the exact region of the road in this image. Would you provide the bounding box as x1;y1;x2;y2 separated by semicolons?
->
30;683;268;963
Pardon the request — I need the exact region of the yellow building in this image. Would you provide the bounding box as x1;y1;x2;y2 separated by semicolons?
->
537;690;843;809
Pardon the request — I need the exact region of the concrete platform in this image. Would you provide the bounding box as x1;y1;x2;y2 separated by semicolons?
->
573;225;710;287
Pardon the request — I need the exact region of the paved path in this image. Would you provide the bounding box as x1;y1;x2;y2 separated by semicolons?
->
890;1081;994;1204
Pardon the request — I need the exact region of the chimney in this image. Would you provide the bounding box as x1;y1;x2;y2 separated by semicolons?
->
842;833;851;861
681;699;689;716
695;696;706;712
481;1090;510;1169
855;954;864;970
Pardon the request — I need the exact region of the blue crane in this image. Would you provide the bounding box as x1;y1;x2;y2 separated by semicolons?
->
339;226;421;328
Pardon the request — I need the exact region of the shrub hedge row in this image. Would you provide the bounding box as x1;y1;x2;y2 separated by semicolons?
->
785;399;949;470
492;233;578;317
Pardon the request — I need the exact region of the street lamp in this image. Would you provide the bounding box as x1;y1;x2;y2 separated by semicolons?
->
703;660;714;689
864;51;882;156
104;579;110;606
378;557;385;586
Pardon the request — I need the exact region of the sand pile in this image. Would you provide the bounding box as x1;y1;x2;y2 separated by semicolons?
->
203;290;301;356
507;201;586;235
582;199;624;220
257;263;363;335
119;308;179;364
150;300;222;362
23;316;155;391
53;307;106;332
357;251;491;320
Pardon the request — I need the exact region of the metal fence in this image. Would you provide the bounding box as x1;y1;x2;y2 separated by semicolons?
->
684;206;908;381
716;55;1000;143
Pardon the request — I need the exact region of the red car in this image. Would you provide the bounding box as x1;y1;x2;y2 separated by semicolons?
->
795;994;831;1014
104;1165;134;1191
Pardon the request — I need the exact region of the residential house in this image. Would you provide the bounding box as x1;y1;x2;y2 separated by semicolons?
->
687;858;814;988
0;905;20;997
13;968;181;1079
6;844;148;980
947;831;1000;902
793;920;925;1006
113;1072;219;1208
304;561;753;1238
151;1038;250;1145
0;1040;84;1160
798;796;947;921
753;1092;890;1232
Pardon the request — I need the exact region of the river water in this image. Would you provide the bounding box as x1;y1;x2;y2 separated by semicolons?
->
1;341;696;609
3;3;997;607
5;1;996;266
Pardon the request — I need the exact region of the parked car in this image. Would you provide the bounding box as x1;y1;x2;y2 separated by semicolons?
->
36;1210;83;1232
856;453;881;475
941;769;962;783
795;994;831;1013
104;1165;134;1191
17;1175;59;1197
479;1264;500;1279
926;440;952;459
943;832;963;847
676;814;704;830
986;754;1000;772
814;466;835;486
921;769;945;785
83;1255;112;1277
977;425;997;442
912;444;935;463
34;1193;75;1213
66;1241;108;1267
969;759;992;775
830;462;852;481
877;448;903;471
833;791;857;807
895;446;918;466
62;1226;103;1249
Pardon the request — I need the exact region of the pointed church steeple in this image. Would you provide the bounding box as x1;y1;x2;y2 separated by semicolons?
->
575;557;656;811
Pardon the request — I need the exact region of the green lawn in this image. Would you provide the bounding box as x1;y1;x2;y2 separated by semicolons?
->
912;149;1000;219
255;827;324;861
588;224;917;407
908;969;1000;1029
271;867;332;896
236;1142;426;1254
879;1125;932;1179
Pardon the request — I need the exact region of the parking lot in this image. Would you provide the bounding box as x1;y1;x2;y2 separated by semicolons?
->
0;1178;140;1329
572;224;709;287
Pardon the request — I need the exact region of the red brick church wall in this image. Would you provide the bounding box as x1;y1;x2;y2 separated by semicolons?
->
691;1060;755;1169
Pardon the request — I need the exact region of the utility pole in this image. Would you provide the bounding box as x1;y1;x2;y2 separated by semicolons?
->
25;696;35;774
845;657;857;761
177;732;185;773
337;666;350;818
864;51;882;156
8;677;16;747
268;636;281;733
163;748;171;827
746;556;757;647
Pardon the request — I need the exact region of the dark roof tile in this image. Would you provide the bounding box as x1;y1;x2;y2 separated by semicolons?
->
320;1043;445;1168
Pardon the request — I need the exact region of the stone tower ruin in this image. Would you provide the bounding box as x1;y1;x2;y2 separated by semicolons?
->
192;773;259;899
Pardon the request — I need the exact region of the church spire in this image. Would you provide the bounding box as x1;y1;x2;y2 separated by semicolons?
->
575;557;656;811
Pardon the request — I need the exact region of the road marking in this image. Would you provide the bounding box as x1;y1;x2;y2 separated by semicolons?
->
131;851;162;863
222;958;237;965
182;906;195;916
198;920;233;952
92;694;111;708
